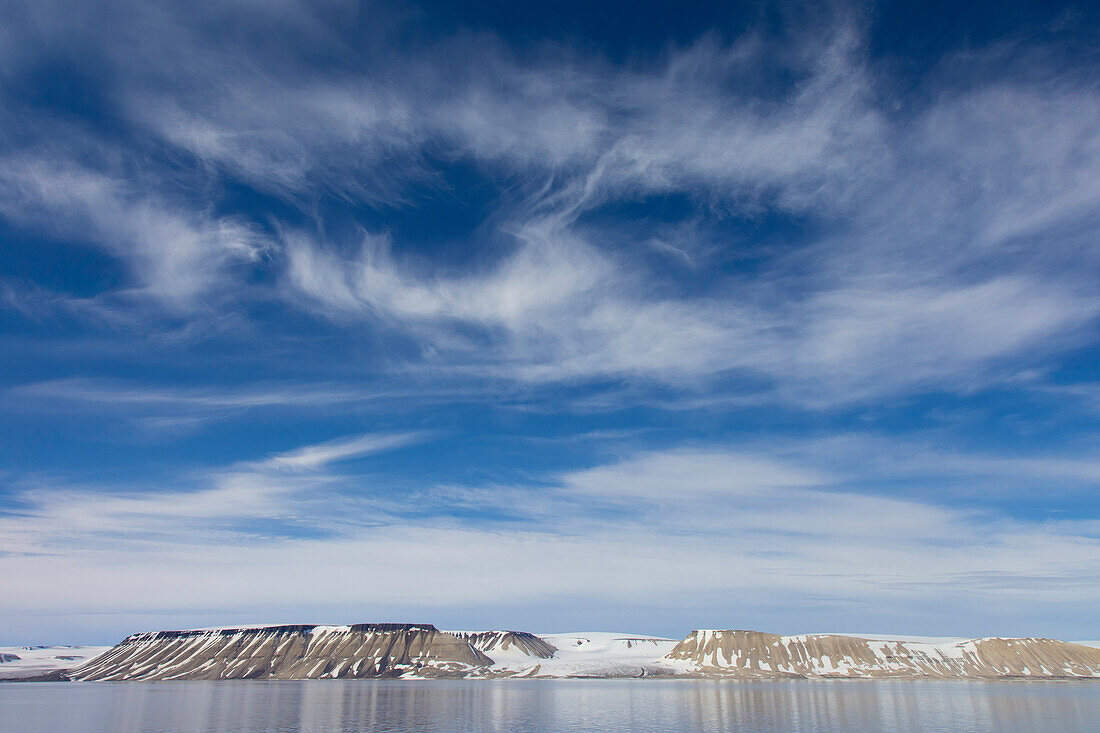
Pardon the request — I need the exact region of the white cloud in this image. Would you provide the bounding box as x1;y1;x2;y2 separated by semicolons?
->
2;439;1098;623
285;215;1096;403
264;432;428;471
10;379;337;406
8;378;400;410
0;431;430;555
786;277;1096;403
0;157;267;307
3;4;1097;404
266;31;1100;403
561;449;826;500
285;226;613;330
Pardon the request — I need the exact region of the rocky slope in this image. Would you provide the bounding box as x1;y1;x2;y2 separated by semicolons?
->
449;630;557;659
666;630;1100;679
70;624;490;681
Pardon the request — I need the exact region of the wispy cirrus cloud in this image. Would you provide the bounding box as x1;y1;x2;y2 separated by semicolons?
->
0;157;268;307
0;431;431;555
271;29;1100;403
3;1;1097;405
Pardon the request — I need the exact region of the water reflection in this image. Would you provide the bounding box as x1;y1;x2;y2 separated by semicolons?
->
2;679;1098;733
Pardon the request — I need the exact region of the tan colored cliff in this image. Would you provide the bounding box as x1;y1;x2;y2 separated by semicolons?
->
665;630;1100;678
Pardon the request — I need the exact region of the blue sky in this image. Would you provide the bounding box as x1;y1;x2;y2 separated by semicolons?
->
2;0;1100;645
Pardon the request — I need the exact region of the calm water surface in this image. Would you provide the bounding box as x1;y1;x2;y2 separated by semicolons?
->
2;679;1098;732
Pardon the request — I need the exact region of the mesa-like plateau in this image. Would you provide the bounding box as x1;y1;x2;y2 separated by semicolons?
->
6;624;1100;682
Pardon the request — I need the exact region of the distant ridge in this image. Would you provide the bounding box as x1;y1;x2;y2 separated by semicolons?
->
41;624;1100;681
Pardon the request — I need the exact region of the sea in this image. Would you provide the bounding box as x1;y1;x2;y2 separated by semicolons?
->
2;679;1098;732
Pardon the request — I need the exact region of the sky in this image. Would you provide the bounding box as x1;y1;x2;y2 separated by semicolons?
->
1;0;1099;645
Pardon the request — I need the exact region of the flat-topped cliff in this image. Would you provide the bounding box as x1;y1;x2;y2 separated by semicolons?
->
70;624;490;681
666;630;1100;679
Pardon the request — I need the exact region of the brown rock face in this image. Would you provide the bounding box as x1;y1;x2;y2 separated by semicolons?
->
70;624;491;681
666;630;1100;678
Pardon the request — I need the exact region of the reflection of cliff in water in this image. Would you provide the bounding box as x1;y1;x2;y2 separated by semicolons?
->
7;679;1100;733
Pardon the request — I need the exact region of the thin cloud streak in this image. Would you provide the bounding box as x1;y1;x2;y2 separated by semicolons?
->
10;379;381;408
264;432;430;471
0;431;434;555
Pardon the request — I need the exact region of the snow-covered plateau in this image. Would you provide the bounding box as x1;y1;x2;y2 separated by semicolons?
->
4;625;1100;682
0;645;111;680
